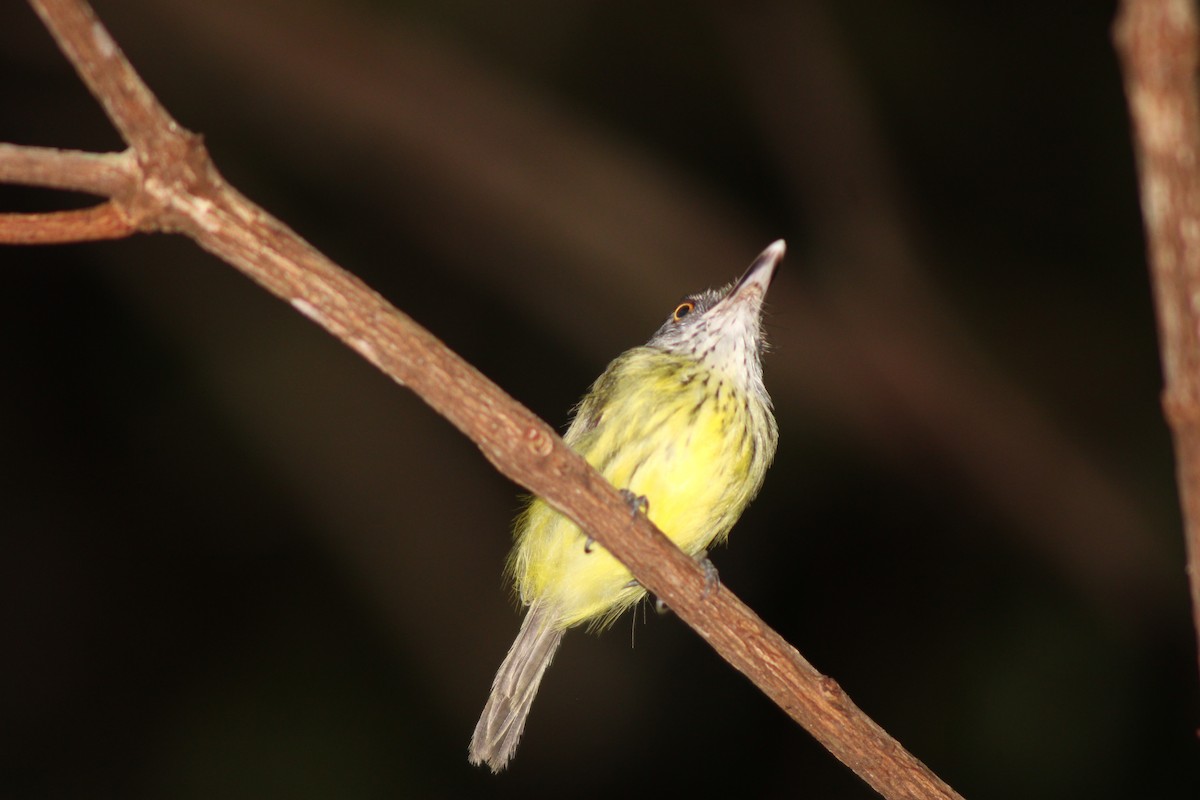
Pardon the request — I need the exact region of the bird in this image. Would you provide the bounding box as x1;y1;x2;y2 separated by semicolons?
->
469;240;784;772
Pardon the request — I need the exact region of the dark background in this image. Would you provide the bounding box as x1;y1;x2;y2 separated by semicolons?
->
1;1;1196;797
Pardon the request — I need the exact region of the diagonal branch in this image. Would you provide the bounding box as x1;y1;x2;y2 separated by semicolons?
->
6;1;964;797
1114;0;1200;680
27;0;179;155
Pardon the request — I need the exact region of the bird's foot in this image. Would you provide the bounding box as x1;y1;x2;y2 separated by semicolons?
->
589;491;648;554
619;488;650;518
654;550;720;613
696;549;720;599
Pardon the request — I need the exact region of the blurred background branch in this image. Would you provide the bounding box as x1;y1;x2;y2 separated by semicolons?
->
92;0;1165;615
1115;0;1200;680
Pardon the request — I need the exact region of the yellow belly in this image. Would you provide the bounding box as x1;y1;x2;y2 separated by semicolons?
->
508;347;774;629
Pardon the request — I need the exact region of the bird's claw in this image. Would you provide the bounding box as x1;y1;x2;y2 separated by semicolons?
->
619;489;650;518
697;550;720;599
653;550;720;613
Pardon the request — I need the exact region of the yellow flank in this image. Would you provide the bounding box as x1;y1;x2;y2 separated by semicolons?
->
508;346;775;629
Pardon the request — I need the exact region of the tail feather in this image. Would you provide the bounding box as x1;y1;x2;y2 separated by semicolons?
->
469;602;564;772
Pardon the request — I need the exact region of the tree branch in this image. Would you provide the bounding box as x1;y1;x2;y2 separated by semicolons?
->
0;202;134;244
0;144;138;243
27;0;179;154
7;0;964;797
1114;0;1200;680
0;144;135;195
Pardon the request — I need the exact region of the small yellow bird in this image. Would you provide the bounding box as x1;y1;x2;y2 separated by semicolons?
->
469;241;784;772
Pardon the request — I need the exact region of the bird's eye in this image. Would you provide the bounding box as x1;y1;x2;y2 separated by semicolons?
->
673;301;695;321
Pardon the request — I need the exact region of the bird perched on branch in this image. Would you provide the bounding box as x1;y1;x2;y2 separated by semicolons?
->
469;241;784;772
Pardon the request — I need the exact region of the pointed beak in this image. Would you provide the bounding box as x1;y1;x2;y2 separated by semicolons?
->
730;239;785;302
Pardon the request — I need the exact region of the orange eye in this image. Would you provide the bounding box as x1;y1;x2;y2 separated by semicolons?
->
673;301;695;321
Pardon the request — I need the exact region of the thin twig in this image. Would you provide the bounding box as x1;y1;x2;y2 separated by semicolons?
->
1114;0;1200;680
0;203;134;244
6;1;964;797
0;144;138;244
0;144;135;196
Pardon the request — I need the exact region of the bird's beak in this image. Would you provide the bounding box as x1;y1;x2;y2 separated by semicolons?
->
730;239;786;302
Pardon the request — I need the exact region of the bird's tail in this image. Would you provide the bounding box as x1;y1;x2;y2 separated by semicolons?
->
469;602;565;772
